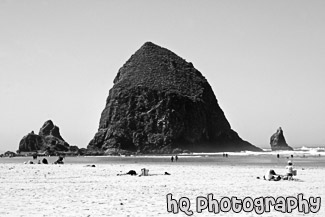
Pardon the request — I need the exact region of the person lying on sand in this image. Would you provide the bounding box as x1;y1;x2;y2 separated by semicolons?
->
263;169;281;181
84;164;96;167
127;170;137;175
117;170;171;176
117;170;138;176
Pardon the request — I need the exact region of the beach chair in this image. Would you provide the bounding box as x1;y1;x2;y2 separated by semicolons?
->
141;168;149;176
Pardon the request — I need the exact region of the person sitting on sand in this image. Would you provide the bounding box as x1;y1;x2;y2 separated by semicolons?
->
284;161;294;180
42;158;48;164
264;169;281;181
54;156;64;164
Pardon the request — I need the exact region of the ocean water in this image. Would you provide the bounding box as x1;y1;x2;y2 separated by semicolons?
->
1;147;325;168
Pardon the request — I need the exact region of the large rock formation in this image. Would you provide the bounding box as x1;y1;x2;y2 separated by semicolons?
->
88;42;261;154
19;120;70;153
270;127;293;151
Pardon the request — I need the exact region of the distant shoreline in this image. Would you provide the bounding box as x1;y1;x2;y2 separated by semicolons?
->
2;146;325;158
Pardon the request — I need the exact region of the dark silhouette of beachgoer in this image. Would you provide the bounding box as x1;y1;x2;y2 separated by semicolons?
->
32;153;37;160
85;164;96;167
285;161;294;180
54;156;64;164
171;156;174;162
264;169;281;181
277;154;280;158
126;170;137;175
175;155;178;162
291;155;293;158
42;158;48;164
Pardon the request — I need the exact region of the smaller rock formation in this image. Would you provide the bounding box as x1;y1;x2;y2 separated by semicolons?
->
270;127;293;151
4;151;16;157
39;120;64;140
18;133;44;152
18;120;74;154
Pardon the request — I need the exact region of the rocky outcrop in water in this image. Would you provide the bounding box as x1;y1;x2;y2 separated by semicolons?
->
270;127;293;151
18;120;71;153
88;42;261;154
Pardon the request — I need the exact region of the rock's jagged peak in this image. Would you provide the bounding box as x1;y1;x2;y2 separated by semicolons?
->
39;120;54;135
19;120;70;152
140;41;164;51
142;41;159;47
113;42;205;98
39;120;64;141
134;41;180;61
136;42;184;58
270;127;293;151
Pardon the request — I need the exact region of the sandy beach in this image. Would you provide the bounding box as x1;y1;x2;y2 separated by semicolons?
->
0;155;324;216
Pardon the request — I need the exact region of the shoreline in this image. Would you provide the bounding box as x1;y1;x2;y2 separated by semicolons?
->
1;154;325;169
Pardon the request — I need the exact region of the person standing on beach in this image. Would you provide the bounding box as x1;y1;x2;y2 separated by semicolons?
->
171;156;174;162
175;155;178;162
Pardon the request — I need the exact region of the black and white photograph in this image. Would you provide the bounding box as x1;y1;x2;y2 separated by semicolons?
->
0;0;324;216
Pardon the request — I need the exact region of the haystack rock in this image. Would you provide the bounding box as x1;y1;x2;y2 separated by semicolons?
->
19;120;70;152
270;127;293;151
88;42;261;154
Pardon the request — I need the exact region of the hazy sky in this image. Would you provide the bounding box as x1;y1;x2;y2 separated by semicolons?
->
1;0;324;152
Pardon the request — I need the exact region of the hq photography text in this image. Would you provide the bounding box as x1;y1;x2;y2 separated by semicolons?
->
166;193;321;215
